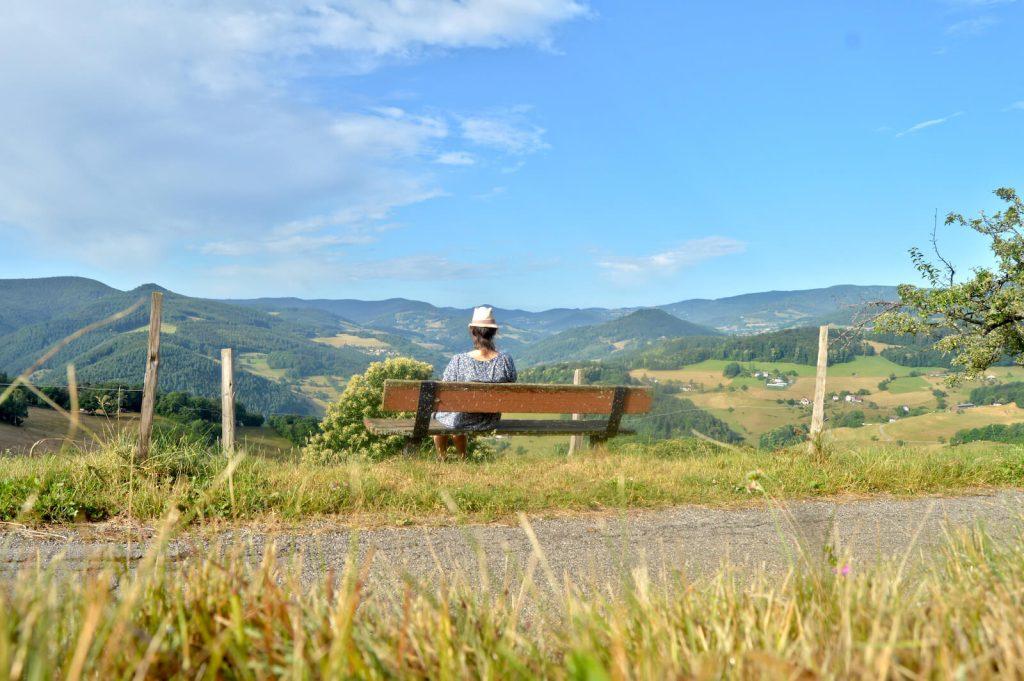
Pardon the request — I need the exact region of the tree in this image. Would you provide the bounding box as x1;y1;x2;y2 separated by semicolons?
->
303;357;434;463
0;372;29;427
758;424;806;450
878;188;1024;381
269;414;321;446
722;362;742;378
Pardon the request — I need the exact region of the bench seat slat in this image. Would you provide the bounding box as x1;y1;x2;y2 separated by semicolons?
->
364;417;635;437
381;380;651;415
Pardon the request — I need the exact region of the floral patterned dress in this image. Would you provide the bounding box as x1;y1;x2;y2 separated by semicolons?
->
434;351;517;431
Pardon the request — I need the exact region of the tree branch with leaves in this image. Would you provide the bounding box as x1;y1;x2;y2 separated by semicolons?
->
876;187;1024;382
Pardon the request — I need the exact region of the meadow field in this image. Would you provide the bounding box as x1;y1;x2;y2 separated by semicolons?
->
632;356;1024;446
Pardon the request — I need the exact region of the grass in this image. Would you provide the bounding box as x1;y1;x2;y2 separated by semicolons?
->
313;332;389;349
236;352;287;380
886;375;930;394
3;511;1024;677
0;407;138;456
635;356;946;381
684;391;805;438
2;434;1024;525
830;404;1024;446
630;355;1023;444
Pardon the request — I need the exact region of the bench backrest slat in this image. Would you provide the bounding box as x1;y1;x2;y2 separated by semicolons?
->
382;380;652;414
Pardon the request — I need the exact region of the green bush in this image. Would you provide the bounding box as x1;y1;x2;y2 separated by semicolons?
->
269;414;321;446
303;357;434;463
0;372;29;426
722;362;742;378
759;424;807;450
951;422;1024;445
833;409;866;428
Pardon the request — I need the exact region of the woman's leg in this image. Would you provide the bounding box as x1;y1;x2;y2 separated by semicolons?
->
433;435;451;458
453;435;468;458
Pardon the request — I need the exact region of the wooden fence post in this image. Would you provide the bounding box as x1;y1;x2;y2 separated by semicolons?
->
221;348;235;455
66;364;79;443
137;291;163;461
568;368;584;455
808;324;829;454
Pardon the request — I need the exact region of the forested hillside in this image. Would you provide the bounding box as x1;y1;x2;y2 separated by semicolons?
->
659;285;898;333
517;309;717;366
0;277;118;335
0;277;915;419
0;279;443;415
231;284;894;340
629;326;874;369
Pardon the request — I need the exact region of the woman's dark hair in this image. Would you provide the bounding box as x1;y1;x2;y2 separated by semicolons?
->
471;326;497;352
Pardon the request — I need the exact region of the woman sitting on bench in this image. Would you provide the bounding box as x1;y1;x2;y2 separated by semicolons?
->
433;306;517;459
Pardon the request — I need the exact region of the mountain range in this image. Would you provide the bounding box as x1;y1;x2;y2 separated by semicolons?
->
0;277;898;415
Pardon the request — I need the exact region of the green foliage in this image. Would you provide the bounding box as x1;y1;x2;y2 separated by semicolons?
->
265;346;368;380
759;424;807;450
154;391;263;444
877;188;1024;382
518;362;634;386
0;372;29;426
833;410;866;428
269;414;322;446
304;357;434;463
77;382;143;415
968;381;1024;408
879;346;953;368
632;327;873;370
625;389;744;444
722;362;742;378
950;422;1024;445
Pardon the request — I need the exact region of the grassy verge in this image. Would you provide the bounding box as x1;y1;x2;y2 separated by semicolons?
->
2;522;1024;677
2;435;1023;525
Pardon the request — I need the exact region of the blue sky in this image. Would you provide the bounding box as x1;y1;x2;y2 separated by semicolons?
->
1;1;1022;309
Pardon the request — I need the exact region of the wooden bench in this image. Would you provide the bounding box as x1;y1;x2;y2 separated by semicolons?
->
364;380;653;444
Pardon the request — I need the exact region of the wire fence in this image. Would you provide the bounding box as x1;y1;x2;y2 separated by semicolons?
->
1;294;955;453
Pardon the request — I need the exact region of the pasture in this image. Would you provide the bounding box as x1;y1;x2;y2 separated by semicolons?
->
632;355;1023;445
0;407;296;458
313;332;389;349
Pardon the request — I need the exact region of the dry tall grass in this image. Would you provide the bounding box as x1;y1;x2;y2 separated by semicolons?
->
1;519;1023;678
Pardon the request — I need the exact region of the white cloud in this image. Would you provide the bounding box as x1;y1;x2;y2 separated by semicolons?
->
598;237;747;281
300;0;588;57
895;111;964;137
0;0;585;272
435;151;477;165
331;109;448;158
945;15;997;34
462;115;549;155
1009;101;1024;110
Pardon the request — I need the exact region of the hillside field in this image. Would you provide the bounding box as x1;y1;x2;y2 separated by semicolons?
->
632;357;1024;445
0;407;296;457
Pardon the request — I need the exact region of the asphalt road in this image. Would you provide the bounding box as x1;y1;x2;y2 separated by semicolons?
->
3;490;1022;591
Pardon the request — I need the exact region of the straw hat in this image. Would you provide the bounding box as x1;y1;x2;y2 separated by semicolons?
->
468;306;498;329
